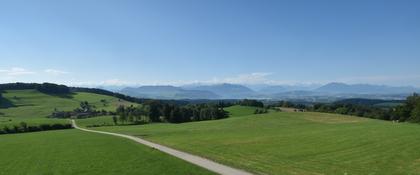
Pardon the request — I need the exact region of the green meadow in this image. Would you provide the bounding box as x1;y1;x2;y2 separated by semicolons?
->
3;89;420;175
0;129;214;175
0;90;136;128
91;110;420;175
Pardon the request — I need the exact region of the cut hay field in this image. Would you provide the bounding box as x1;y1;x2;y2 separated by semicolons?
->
0;129;214;175
90;108;420;175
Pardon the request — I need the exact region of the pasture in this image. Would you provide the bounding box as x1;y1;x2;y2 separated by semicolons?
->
0;129;214;175
91;109;420;175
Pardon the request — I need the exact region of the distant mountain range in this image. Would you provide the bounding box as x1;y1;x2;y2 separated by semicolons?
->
314;82;419;94
117;82;420;100
120;86;219;99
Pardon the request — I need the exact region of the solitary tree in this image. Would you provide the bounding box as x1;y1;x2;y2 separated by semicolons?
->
112;115;118;125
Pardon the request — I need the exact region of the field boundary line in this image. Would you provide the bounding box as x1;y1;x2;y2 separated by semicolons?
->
71;120;253;175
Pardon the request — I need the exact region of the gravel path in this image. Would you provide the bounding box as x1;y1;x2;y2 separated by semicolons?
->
71;120;254;175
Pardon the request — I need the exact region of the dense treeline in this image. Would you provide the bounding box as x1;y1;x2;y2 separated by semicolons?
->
310;94;420;122
0;122;72;135
311;103;391;120
0;83;39;90
237;99;264;108
0;82;70;94
115;101;228;124
37;83;70;94
392;94;420;122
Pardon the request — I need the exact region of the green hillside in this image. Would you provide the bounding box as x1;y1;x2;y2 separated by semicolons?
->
0;129;214;175
0;90;136;130
0;90;136;118
92;111;420;175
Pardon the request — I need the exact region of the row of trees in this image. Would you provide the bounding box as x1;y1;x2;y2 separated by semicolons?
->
0;122;72;135
36;83;70;94
115;101;229;124
311;103;392;120
237;99;264;108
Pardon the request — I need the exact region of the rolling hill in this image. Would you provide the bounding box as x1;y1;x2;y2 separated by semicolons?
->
0;89;137;130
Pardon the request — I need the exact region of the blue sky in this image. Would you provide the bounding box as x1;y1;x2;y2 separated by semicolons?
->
0;0;419;87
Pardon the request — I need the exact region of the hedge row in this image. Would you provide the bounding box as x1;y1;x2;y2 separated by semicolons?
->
0;123;72;135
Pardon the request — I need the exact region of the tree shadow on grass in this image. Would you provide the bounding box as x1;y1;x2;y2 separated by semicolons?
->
0;98;16;109
45;92;76;99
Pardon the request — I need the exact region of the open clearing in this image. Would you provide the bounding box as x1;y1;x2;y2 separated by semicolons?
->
0;129;214;175
91;109;420;175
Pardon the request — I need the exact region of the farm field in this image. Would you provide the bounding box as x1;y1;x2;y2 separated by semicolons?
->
0;90;136;128
0;129;214;175
91;110;420;175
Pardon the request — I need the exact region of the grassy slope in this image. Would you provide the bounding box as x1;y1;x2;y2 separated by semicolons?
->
93;110;420;175
0;129;214;175
224;105;260;117
0;90;136;128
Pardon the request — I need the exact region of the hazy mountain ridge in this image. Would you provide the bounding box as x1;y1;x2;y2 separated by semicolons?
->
117;83;420;100
120;86;220;99
315;82;419;94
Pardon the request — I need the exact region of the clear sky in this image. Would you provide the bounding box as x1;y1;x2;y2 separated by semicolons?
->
0;0;419;87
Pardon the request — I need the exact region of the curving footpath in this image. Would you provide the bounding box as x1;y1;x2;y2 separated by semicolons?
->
71;120;253;175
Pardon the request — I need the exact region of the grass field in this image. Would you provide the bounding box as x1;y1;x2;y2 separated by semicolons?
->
0;129;214;175
90;109;420;175
0;90;136;118
0;90;137;128
224;105;261;117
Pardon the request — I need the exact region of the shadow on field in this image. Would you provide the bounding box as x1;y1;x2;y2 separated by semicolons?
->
0;98;16;108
